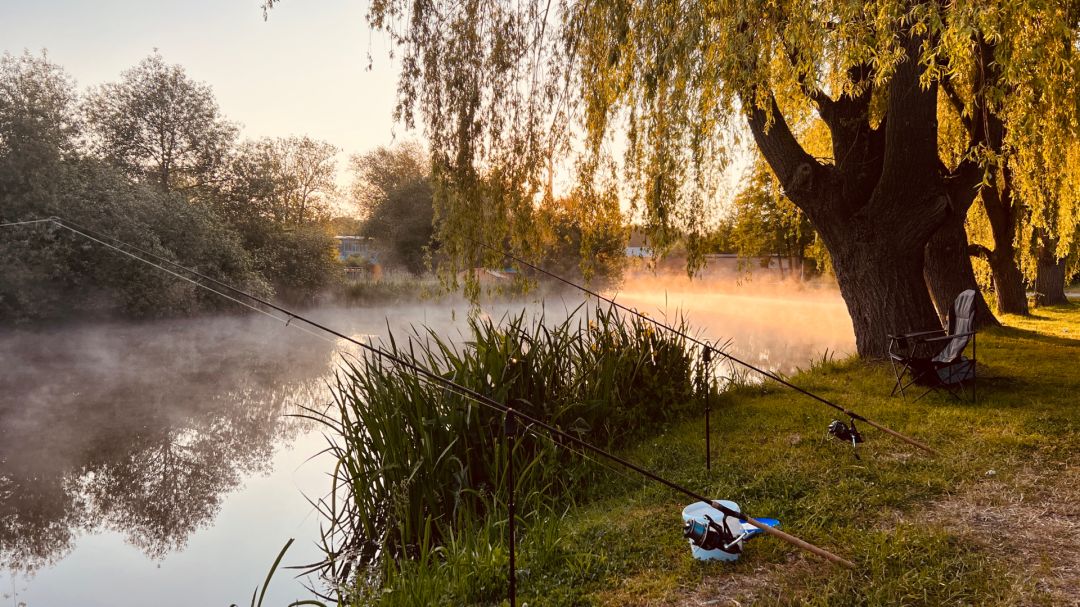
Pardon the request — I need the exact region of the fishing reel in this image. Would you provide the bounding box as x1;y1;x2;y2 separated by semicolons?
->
683;514;742;555
827;418;864;459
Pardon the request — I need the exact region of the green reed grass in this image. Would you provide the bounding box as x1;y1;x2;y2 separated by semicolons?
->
307;304;713;601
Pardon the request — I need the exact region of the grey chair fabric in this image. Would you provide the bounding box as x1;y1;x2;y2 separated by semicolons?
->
933;289;976;364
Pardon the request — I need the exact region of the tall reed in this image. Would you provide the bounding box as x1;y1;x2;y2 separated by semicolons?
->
309;304;712;599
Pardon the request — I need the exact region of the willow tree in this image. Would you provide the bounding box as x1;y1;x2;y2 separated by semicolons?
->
935;8;1080;316
265;0;1078;356
1006;5;1080;307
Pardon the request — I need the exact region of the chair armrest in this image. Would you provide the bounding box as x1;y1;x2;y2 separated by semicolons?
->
922;331;976;343
888;329;946;340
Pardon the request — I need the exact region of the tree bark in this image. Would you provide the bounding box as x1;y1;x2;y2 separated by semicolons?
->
823;222;944;357
745;33;947;358
1034;234;1069;306
924;213;998;327
988;249;1030;313
979;187;1029;315
939;35;1028;316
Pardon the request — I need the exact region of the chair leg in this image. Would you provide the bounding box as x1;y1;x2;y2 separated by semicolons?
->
973;332;977;404
890;360;906;397
948;384;963;401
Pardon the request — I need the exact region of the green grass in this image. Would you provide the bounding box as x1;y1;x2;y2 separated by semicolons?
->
329;303;1080;606
530;303;1080;606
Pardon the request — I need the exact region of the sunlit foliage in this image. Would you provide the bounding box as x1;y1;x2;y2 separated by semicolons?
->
266;1;1078;254
84;52;238;191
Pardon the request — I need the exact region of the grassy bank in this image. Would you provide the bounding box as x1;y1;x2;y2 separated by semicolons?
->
326;304;1080;606
503;304;1080;605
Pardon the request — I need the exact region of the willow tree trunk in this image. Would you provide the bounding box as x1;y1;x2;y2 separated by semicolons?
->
746;33;949;358
1034;237;1069;306
988;248;1029;313
924;213;998;327
822;223;943;356
979;185;1029;315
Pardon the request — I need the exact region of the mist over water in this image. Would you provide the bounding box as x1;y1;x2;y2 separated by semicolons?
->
0;275;854;606
611;269;856;374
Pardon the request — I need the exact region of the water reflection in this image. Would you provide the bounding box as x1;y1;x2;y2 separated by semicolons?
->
0;316;336;572
0;289;854;605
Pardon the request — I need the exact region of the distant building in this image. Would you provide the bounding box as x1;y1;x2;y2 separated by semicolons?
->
335;236;377;262
625;229;653;259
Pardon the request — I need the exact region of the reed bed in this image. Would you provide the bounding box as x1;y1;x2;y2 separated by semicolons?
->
307;304;714;603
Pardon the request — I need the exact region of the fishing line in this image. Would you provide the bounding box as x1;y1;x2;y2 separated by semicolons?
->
0;218;56;228
1;216;855;568
470;238;938;456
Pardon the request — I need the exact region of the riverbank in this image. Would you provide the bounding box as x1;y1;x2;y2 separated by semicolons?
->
394;304;1080;606
541;304;1080;605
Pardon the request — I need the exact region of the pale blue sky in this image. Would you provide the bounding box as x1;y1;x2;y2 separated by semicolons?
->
0;0;408;160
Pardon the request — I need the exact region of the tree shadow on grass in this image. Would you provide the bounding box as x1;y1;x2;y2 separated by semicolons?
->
986;322;1080;349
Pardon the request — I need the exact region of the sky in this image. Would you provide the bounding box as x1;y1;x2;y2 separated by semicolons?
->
0;0;409;167
0;0;750;217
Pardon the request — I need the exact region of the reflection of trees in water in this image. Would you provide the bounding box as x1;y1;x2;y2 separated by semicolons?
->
0;316;340;571
0;459;87;573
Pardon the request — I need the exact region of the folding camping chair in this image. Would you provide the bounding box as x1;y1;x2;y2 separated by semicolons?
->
888;289;978;402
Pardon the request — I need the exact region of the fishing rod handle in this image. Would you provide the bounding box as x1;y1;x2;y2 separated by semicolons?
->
855;416;938;456
719;504;856;569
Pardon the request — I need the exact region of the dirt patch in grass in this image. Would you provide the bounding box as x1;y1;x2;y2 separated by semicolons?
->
915;461;1080;605
649;558;813;607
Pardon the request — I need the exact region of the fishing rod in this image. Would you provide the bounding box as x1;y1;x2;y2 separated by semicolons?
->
469;238;938;456
2;216;855;570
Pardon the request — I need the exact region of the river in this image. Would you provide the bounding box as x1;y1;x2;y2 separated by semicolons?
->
0;278;854;606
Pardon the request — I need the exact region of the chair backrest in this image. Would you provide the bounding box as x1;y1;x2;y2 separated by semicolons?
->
934;289;976;363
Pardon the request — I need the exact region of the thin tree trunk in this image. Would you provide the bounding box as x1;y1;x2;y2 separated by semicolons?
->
988;249;1029;313
953;36;1028;317
1034;235;1069;306
924;213;998;327
979;182;1029;315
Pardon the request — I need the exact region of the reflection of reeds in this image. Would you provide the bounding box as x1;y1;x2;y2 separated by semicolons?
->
307;305;711;598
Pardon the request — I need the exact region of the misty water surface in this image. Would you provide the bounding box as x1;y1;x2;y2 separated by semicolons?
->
0;278;854;606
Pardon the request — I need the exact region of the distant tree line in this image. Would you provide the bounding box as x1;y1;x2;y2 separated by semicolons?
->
0;51;343;322
348;141;627;285
1;50;627;322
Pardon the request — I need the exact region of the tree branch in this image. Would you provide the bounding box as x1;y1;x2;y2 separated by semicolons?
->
968;243;993;259
944;157;983;214
745;95;826;209
779;41;835;117
877;33;940;196
941;75;974;135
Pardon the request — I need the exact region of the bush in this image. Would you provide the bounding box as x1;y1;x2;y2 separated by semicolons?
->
0;159;269;322
343;254;373;269
313;305;703;601
249;223;341;304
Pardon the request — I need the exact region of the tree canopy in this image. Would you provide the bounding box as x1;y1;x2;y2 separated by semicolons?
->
262;0;1080;355
84;53;237;191
0;51;343;321
350;142;435;274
